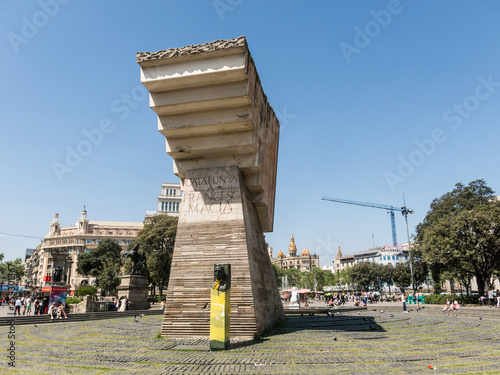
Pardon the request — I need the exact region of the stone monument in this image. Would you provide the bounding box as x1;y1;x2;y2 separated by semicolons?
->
289;286;300;309
116;245;149;310
137;36;285;339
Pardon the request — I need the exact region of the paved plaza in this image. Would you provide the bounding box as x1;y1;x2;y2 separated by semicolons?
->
1;307;500;375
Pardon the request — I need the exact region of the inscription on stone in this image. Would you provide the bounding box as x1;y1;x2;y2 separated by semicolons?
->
182;172;241;218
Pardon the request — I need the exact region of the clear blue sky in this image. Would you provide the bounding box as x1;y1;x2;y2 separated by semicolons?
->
1;1;499;266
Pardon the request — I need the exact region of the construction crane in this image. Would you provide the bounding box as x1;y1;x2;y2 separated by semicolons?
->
321;196;414;247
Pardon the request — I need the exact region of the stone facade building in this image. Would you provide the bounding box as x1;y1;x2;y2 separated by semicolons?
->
270;235;319;271
333;245;410;273
157;182;182;216
23;210;143;292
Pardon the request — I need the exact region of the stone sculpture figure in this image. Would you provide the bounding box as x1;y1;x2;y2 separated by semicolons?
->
290;287;300;307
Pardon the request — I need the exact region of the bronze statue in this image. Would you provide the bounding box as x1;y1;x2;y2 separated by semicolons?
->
212;264;230;292
123;244;147;275
53;266;63;282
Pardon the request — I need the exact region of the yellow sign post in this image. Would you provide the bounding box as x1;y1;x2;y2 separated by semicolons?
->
210;264;231;350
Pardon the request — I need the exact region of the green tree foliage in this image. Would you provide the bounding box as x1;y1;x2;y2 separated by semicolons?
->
283;268;302;287
76;239;122;292
0;258;24;282
348;262;380;291
74;285;98;297
133;215;178;297
416;180;500;296
392;263;411;291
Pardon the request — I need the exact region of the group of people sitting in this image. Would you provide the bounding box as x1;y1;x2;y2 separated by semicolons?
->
48;302;68;319
442;298;460;311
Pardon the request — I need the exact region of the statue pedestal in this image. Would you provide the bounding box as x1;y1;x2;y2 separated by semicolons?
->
288;304;300;310
116;275;149;310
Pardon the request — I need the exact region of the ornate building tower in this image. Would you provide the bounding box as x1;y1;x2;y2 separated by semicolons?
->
288;235;297;257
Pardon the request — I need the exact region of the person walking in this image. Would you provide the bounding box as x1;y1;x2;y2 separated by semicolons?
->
401;292;408;313
14;297;22;316
34;297;41;315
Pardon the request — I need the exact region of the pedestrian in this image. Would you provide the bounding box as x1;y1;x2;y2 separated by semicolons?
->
34;297;41;315
442;298;451;311
415;291;420;311
488;289;494;307
160;299;166;310
14;297;22;316
25;296;32;316
401;292;408;313
114;297;119;311
57;303;67;319
496;290;500;308
48;303;58;319
119;297;127;312
21;296;26;315
41;297;48;314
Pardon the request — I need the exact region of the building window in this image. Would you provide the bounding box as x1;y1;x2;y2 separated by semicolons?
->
161;202;164;211
169;202;172;211
405;256;408;260
68;249;72;254
173;189;176;196
176;202;179;211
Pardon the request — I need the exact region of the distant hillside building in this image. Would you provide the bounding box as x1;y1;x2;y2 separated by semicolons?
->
270;235;319;271
23;210;143;291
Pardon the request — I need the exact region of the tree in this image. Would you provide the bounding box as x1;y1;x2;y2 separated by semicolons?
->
392;263;412;291
132;215;177;298
416;180;500;296
0;258;24;283
76;239;122;293
348;262;379;291
283;268;302;287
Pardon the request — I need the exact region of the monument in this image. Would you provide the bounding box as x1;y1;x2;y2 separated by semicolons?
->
137;36;285;339
116;245;149;310
289;286;300;309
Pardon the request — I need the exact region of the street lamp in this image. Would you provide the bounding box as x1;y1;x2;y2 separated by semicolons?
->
457;272;464;306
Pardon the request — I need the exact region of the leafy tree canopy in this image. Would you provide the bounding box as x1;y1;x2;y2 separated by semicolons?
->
416;180;500;296
131;214;178;297
76;239;122;292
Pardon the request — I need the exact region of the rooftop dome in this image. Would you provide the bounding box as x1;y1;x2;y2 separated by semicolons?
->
277;250;285;258
301;248;310;256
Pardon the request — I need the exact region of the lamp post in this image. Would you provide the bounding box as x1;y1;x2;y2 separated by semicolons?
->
457;272;463;306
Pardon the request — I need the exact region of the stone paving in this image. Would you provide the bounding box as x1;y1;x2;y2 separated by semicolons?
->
1;309;499;374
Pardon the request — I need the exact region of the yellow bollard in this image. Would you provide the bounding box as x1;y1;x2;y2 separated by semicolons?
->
210;264;231;350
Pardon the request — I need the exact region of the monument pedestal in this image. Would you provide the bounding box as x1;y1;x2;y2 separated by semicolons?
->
116;275;149;310
162;166;284;339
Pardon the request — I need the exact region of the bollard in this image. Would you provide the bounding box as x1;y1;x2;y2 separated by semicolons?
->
210;263;231;350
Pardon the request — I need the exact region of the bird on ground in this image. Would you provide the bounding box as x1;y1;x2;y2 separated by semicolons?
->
454;315;458;318
333;337;337;341
34;324;38;328
133;318;139;323
479;316;483;320
380;310;384;313
140;314;145;318
389;314;394;318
